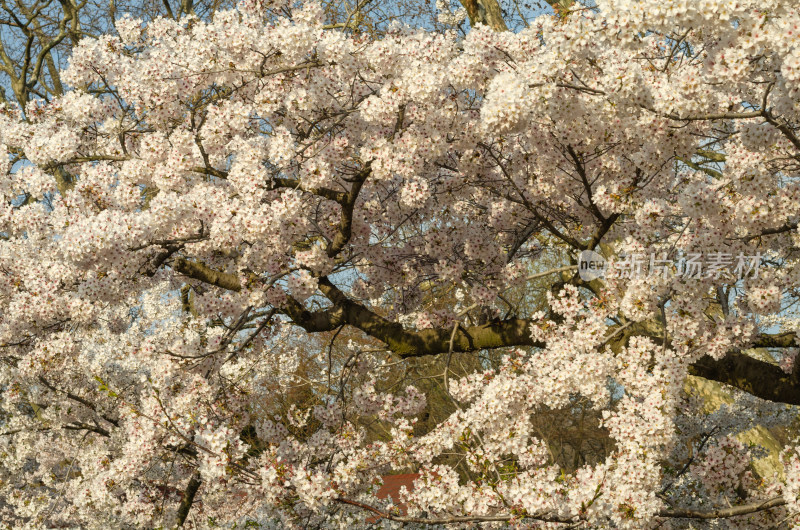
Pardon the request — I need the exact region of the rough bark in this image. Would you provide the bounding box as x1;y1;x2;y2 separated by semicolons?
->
689;351;800;406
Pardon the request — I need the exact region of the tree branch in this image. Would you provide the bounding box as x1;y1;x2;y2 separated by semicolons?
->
38;376;119;427
657;496;786;519
316;277;543;357
689;346;800;405
162;257;800;405
174;473;201;527
326;164;371;258
172;258;242;292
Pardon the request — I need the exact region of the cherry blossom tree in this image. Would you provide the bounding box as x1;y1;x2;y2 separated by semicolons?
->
1;0;800;527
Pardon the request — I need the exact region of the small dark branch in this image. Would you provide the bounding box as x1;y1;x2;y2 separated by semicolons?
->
659;426;718;496
662;110;763;122
225;309;277;362
38;376;119;427
580;166;640;249
63;422;110;437
530;208;585;249
661;28;692;72
554;82;605;95
2;427;50;436
258;60;327;79
326;325;344;392
175;473;202;527
658;497;786;519
566;145;606;222
744;221;798;242
480;142;583;249
762;112;800;152
755;82;800;152
506;218;542;262
62;155;130;164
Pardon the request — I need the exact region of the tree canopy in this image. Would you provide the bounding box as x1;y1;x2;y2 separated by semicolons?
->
1;0;800;527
